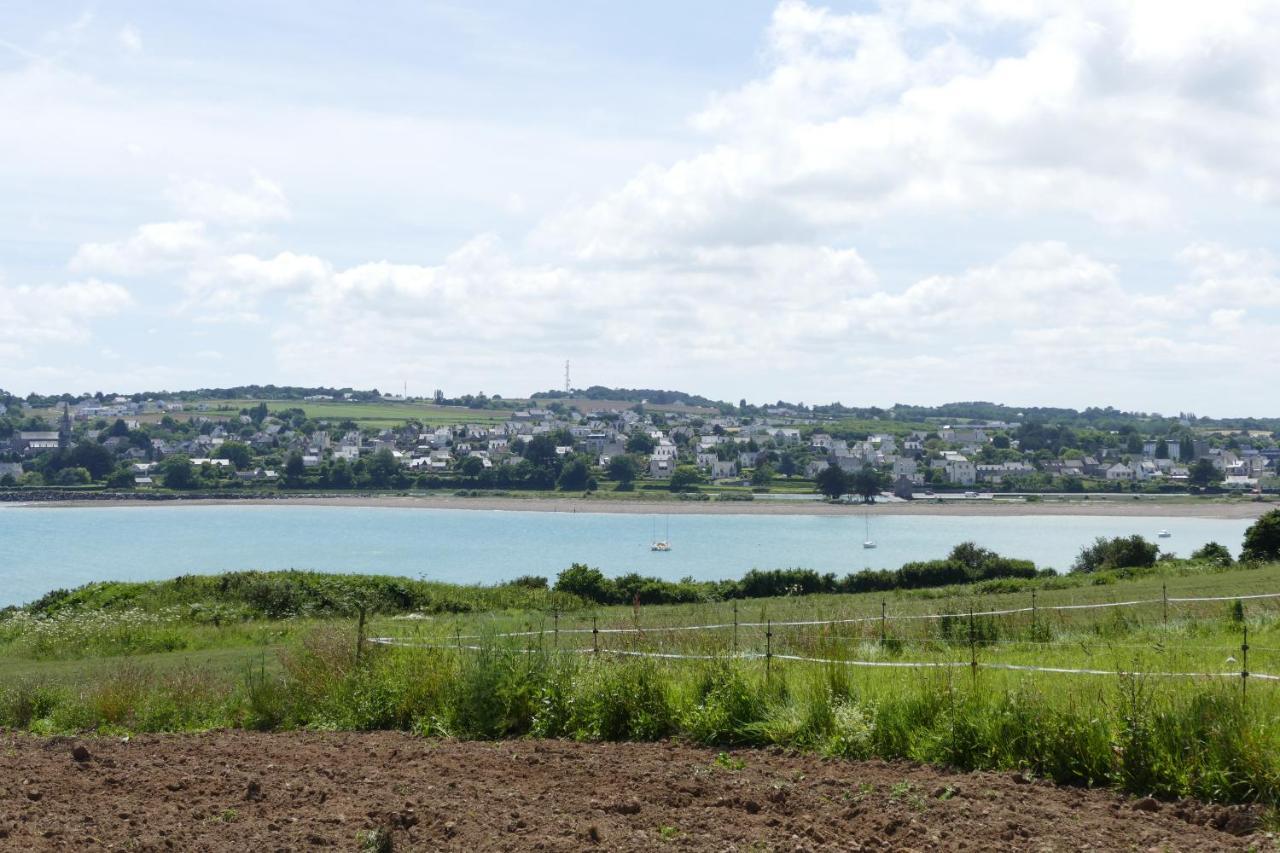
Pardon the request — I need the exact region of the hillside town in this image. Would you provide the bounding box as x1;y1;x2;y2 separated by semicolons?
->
0;390;1274;497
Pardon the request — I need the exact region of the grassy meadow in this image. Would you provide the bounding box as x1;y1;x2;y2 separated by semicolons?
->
3;562;1280;807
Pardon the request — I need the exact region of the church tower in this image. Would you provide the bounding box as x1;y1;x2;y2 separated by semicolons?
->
58;403;72;451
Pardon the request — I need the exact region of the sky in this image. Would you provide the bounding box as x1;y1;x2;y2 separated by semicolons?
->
2;1;1279;414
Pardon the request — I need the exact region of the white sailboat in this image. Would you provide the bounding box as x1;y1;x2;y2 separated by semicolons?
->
862;512;876;549
651;516;672;552
1157;529;1172;538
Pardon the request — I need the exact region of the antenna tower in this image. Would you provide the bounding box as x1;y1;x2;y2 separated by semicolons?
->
564;360;571;394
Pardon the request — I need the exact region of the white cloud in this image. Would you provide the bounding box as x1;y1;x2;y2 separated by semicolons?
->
0;277;132;360
541;0;1280;263
118;25;142;54
70;221;208;276
166;176;291;226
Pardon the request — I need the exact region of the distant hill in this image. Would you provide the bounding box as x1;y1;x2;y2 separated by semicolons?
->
532;386;729;410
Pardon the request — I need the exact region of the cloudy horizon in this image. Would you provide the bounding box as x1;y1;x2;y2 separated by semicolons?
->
3;2;1279;415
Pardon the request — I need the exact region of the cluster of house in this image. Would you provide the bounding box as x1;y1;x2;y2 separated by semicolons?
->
3;396;1278;494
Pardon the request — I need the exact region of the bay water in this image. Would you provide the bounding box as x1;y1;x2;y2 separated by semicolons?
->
0;505;1253;608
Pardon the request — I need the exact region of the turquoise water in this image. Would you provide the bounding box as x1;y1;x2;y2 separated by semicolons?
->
0;505;1253;607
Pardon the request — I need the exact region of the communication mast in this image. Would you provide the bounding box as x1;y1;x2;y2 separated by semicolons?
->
564;360;571;394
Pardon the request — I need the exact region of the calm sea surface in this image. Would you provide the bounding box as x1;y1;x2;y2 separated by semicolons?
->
0;505;1253;607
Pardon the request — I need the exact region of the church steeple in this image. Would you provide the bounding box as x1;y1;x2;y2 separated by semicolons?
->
58;403;72;451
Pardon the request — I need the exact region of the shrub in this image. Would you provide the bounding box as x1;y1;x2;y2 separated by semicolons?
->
1072;535;1158;573
1242;510;1280;563
1191;542;1234;568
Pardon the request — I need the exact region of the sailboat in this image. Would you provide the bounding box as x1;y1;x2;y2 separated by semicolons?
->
862;512;876;549
651;516;672;552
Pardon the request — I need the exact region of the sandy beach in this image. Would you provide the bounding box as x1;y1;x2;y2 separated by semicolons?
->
22;493;1275;519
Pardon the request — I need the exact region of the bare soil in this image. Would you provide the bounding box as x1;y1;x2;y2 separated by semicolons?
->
0;732;1269;851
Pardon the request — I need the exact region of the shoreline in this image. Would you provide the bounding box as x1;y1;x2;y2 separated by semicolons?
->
11;493;1274;519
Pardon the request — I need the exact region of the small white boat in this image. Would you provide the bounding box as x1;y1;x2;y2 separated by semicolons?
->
862;514;876;549
1157;530;1172;538
651;516;672;551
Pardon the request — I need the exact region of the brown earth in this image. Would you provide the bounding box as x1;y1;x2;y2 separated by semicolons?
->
1;733;1271;851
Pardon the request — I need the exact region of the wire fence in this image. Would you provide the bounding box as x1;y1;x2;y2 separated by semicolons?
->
367;586;1280;693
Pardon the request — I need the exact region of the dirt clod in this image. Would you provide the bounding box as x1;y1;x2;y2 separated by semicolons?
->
0;731;1263;851
70;745;90;763
1132;797;1162;813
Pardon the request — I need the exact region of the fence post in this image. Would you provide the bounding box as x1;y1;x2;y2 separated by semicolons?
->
1030;590;1037;636
1242;621;1250;701
1162;582;1168;626
355;604;367;664
732;600;739;655
455;621;462;652
968;605;977;686
593;616;599;655
880;600;887;644
766;619;773;680
554;610;559;649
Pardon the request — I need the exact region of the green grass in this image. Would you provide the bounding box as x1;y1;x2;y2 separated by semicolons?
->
35;399;514;429
4;563;1280;806
200;399;513;428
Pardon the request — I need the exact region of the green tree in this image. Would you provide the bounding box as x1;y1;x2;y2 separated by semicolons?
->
1179;435;1195;461
992;433;1010;450
216;441;253;469
54;466;91;485
67;441;115;480
750;464;774;487
1190;541;1233;567
522;434;560;467
456;455;485;478
283;452;306;487
669;465;704;492
625;432;656;454
1154;438;1169;459
606;454;638;486
1071;535;1158;573
1242;509;1280;563
366;448;401;488
851;467;882;503
1125;433;1143;454
329;458;355;489
556;456;591;491
1188;458;1221;488
553;563;615;604
105;466;135;489
161;455;197;490
815;465;848;500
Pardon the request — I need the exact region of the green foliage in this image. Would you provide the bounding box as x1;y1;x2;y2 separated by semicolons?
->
215;441;253;469
160;455;197;490
1243;510;1280;563
1072;535;1159;574
25;570;580;621
625;433;656;454
668;465;704;492
1191;541;1234;567
53;467;91;486
556;456;591;491
606;454;638;484
815;465;847;500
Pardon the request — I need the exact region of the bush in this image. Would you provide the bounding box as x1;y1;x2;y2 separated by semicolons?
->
1242;510;1280;563
1190;542;1234;568
1072;535;1158;574
554;563;615;604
